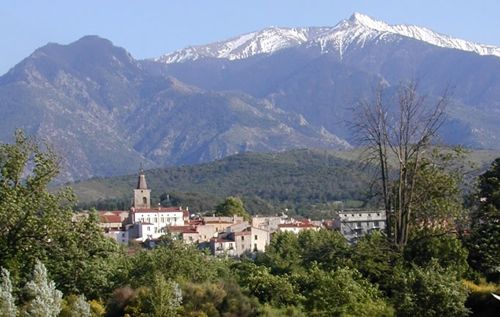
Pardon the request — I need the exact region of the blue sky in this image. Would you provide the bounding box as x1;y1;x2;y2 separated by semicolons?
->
1;0;499;74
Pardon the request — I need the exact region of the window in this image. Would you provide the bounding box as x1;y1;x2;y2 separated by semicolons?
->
254;235;258;240
241;236;244;241
153;217;157;223
143;197;147;205
254;243;258;252
147;226;150;231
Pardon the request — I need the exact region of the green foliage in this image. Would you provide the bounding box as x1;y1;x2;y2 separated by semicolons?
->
59;294;91;317
295;265;394;317
180;280;261;317
0;267;16;317
0;131;126;300
467;158;500;282
297;229;351;271
390;261;470;317
128;240;231;287
257;232;301;274
0;131;74;285
215;196;251;220
404;231;469;278
351;231;401;293
22;260;63;317
259;305;306;317
259;230;352;275
73;149;374;218
123;275;181;317
232;262;302;307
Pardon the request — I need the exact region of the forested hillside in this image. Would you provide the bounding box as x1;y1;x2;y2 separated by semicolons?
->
72;148;500;218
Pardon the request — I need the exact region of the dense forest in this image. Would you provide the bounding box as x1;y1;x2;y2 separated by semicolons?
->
1;133;499;316
72;148;499;219
73;149;378;217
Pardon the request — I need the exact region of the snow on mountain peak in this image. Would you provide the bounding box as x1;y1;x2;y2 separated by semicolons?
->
342;12;500;58
155;27;311;64
156;13;500;64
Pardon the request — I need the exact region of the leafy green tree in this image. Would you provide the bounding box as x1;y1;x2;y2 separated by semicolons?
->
351;231;401;293
0;267;17;317
215;196;250;220
0;131;75;284
411;151;466;231
467;158;500;282
257;232;301;274
123;275;181;317
404;231;469;278
390;261;469;317
298;229;351;271
232;262;302;307
47;211;129;300
260;304;306;317
129;242;230;286
22;260;63;317
180;282;226;316
295;265;394;317
60;294;92;317
0;131;126;299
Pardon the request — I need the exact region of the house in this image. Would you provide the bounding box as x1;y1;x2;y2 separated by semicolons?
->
209;225;270;257
333;210;386;242
251;215;287;232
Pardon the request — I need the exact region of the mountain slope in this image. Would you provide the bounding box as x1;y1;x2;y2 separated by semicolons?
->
0;36;349;182
157;13;500;63
155;13;500;148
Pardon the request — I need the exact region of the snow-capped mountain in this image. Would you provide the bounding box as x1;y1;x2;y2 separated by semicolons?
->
156;13;500;63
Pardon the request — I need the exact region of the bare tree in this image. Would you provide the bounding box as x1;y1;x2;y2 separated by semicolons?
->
353;81;447;248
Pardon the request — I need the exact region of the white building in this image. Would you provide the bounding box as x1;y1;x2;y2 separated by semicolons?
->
333;210;386;242
126;169;188;242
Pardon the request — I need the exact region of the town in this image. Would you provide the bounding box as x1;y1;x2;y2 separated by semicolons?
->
94;169;386;255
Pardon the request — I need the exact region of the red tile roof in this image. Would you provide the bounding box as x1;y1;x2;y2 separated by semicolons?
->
99;214;123;223
168;226;198;234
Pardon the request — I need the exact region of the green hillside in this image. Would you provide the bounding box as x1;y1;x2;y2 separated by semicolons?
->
71;148;500;218
72;149;376;216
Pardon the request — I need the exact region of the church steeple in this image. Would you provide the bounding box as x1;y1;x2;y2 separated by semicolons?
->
133;168;151;209
136;168;148;190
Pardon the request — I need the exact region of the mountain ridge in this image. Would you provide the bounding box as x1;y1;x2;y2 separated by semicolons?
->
156;13;500;64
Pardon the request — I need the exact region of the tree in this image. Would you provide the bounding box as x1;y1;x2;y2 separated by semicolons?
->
295;265;394;317
0;267;17;317
0;131;75;283
124;275;182;317
354;82;447;247
215;196;251;220
389;261;469;317
467;158;500;282
404;231;469;278
232;261;303;307
257;232;302;274
22;260;63;317
351;231;401;293
60;294;92;317
0;131;126;299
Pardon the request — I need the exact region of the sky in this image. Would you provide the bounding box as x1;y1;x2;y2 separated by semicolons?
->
1;0;499;74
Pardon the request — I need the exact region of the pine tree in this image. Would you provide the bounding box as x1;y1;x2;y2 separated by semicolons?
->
0;267;17;317
23;261;62;317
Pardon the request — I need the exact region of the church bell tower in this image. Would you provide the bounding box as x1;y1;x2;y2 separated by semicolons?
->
134;168;151;209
